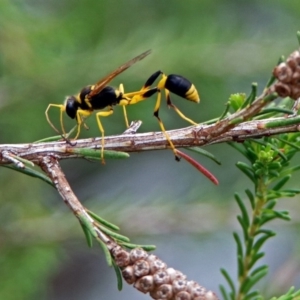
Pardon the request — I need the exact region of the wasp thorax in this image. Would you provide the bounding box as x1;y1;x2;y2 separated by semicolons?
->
65;96;79;119
79;85;93;102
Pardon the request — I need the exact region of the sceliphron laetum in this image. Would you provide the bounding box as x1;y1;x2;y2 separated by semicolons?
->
45;50;200;163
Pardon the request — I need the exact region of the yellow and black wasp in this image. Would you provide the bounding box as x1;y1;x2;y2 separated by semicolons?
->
45;50;200;162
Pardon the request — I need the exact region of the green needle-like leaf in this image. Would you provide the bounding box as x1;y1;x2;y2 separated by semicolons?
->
220;268;236;297
87;210;120;231
71;148;130;160
245;189;255;209
241;83;257;108
235;193;250;227
112;260;123;291
2;165;54;187
233;232;243;258
186;147;221;165
80;221;94;248
120;242;156;251
77;214;98;239
253;232;275;252
97;238;113;266
249;252;265;270
250;265;268;277
98;225;130;243
236;162;256;183
240;267;268;294
219;285;230;300
237;215;249;241
272;175;291;191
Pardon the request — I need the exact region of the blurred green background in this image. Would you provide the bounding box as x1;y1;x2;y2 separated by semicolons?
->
1;0;300;299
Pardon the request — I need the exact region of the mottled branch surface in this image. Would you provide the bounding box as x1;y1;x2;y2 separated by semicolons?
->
1;115;300;165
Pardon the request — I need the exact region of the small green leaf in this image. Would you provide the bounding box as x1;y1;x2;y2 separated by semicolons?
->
262;92;278;103
297;31;300;46
219;284;230;300
243;290;260;300
233;232;243;258
237;254;244;278
97;238;113;266
249;252;265;269
258;107;294;116
80;221;94;248
255;229;275;236
70;148;130;160
250;265;268;277
237;215;249;241
236;162;256;183
235;193;250;227
229;116;244;125
253;232;276;252
77;214;98;238
120;242;156;251
245;237;253;256
272;175;291;191
112;259;123;291
240;267;268;294
265;115;300;129
245;189;255;209
87;210;120;231
265;200;277;210
2;165;54;187
218;102;231;121
228;93;247;111
98;225;130;243
34;135;63;143
220;268;236;297
186;147;221;165
241;83;257;108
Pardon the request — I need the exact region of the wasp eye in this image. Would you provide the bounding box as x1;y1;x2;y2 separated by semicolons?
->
65;96;78;119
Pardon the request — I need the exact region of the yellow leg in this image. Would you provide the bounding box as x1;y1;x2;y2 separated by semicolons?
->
119;84;130;128
45;103;67;136
165;89;197;125
95;108;114;164
75;109;93;139
153;91;179;160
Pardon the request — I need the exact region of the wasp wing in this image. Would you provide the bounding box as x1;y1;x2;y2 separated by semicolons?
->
88;49;151;98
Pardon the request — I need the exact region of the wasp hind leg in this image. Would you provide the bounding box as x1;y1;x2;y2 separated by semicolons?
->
153;90;181;161
95;108;114;164
164;89;198;126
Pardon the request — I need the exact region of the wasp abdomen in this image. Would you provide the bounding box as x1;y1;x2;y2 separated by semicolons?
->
165;75;199;103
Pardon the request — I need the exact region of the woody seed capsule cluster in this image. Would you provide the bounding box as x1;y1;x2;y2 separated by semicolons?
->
111;246;219;300
273;49;300;100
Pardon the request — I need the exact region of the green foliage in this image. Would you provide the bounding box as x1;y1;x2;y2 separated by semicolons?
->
2;1;300;299
78;209;155;290
220;82;300;299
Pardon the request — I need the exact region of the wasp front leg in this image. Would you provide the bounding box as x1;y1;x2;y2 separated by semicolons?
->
45;103;67;136
74;109;93;139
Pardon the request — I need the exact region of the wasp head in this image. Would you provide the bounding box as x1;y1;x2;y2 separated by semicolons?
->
65;96;79;119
